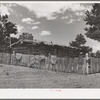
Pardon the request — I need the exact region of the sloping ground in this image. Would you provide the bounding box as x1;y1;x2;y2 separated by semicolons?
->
0;64;100;88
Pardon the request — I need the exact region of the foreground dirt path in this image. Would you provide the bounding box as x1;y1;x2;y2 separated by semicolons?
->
0;64;100;88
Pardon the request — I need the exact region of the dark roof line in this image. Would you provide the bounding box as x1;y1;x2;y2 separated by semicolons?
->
8;41;20;48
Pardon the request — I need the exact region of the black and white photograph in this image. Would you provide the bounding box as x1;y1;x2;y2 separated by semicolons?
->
0;1;100;90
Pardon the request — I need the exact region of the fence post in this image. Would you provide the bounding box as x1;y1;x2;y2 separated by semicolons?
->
29;54;31;64
48;53;51;70
13;51;16;65
86;53;89;74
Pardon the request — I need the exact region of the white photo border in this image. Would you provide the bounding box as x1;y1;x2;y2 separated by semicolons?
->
0;1;100;99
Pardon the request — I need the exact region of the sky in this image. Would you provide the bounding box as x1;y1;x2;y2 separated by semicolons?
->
0;2;100;52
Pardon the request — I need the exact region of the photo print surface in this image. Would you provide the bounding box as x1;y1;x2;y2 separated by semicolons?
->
0;2;100;88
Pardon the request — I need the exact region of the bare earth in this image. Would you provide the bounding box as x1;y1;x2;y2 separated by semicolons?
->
0;64;100;88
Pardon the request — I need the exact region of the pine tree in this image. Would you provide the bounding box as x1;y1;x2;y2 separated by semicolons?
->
0;15;17;52
69;34;86;49
84;4;100;41
69;34;92;55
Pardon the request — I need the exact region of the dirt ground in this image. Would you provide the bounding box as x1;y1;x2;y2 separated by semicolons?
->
0;64;100;88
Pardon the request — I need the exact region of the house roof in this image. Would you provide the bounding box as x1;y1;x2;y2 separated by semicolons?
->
8;41;20;48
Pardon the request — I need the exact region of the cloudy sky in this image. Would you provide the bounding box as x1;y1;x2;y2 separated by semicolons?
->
0;2;100;52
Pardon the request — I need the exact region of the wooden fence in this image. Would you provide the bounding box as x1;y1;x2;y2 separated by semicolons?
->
0;53;99;74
